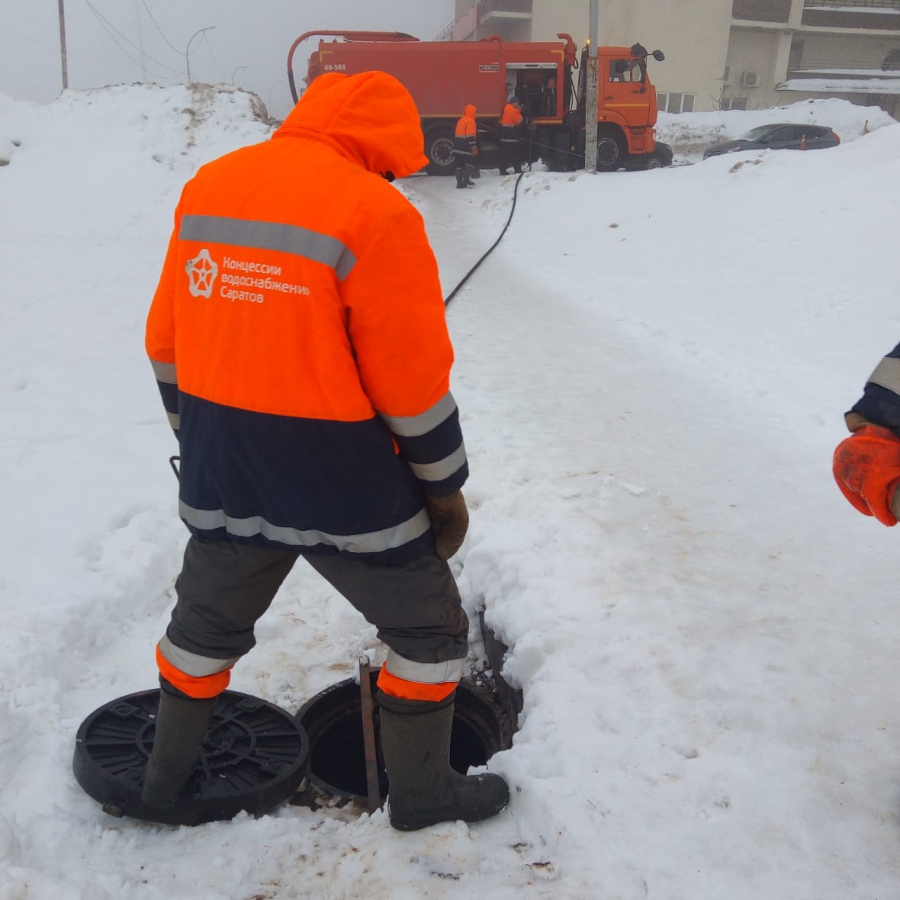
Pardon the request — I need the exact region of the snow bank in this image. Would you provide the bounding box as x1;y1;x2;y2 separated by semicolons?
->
3;82;900;900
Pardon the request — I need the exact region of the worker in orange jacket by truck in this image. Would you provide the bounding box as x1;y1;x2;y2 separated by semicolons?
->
453;103;479;188
142;70;509;831
498;96;525;175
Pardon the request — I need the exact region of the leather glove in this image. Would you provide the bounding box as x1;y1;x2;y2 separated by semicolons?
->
424;490;469;560
833;424;900;526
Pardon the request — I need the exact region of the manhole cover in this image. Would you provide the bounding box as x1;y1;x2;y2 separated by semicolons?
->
73;689;309;825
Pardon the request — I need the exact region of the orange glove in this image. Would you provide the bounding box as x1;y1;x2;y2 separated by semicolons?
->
833;424;900;526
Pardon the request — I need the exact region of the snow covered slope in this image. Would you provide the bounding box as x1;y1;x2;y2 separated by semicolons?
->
1;83;900;900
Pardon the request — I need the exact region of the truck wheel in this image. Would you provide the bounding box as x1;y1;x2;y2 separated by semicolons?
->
424;124;456;176
595;126;625;170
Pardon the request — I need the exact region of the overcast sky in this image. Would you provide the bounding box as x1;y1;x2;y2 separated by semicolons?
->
0;0;456;119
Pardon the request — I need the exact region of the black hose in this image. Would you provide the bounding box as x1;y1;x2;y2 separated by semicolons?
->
444;171;526;308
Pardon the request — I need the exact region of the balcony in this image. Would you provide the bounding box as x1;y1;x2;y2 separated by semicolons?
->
803;0;900;29
732;0;792;23
480;0;533;13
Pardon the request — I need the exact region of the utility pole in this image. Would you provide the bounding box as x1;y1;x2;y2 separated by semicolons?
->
185;26;215;84
585;0;599;174
134;0;148;81
58;0;69;91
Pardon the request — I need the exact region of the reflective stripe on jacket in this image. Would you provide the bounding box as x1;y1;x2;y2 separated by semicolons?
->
145;72;468;562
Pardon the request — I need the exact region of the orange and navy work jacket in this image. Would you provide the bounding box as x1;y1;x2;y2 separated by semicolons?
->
145;72;468;562
453;104;477;157
499;102;523;142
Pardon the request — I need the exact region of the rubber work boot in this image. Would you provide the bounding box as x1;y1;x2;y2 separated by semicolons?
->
455;168;467;189
378;690;510;831
464;163;478;186
141;690;216;810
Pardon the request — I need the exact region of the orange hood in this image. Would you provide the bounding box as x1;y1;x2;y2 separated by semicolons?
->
464;104;476;118
275;70;428;178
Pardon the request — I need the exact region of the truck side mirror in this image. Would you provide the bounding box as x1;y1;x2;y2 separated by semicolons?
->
652;50;665;62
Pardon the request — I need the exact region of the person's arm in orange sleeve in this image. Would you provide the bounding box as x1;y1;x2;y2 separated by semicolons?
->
145;200;184;438
342;203;468;500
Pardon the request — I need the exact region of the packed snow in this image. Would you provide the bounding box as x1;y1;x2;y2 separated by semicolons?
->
1;82;899;899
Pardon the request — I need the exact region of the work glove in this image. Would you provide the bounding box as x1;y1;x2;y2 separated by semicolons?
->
472;146;479;156
833;423;900;526
424;490;469;560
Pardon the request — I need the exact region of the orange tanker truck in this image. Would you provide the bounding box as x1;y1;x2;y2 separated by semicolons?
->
287;31;672;174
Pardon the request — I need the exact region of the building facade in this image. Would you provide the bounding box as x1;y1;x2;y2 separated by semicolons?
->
441;0;900;116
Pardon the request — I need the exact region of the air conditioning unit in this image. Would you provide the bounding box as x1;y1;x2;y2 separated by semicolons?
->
742;71;760;88
722;65;733;85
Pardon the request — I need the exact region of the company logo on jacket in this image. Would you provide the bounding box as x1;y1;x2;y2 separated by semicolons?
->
186;249;218;298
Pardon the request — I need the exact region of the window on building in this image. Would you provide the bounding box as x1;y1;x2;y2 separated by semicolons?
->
657;93;697;113
724;96;750;110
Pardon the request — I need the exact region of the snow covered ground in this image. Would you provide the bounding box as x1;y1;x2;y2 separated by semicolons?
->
1;83;899;899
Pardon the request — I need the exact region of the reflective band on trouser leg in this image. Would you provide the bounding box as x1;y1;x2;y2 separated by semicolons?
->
377;649;466;702
155;639;236;699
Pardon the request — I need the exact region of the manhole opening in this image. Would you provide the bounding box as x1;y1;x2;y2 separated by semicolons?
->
294;668;516;806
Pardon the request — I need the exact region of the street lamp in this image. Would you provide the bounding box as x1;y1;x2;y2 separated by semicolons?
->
232;65;249;85
185;26;216;84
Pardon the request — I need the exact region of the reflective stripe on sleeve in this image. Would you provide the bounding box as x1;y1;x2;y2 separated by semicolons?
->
150;359;177;384
868;357;900;396
179;501;430;554
167;411;180;430
408;441;467;483
179;215;357;281
380;392;458;437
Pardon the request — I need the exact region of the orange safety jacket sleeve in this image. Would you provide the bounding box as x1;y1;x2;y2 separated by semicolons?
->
342;203;468;498
501;104;523;127
146;197;185;437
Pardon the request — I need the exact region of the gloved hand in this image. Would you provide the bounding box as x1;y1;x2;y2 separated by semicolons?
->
424;490;469;560
472;146;479;156
833;424;900;526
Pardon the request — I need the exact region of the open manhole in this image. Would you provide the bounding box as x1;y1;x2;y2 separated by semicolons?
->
73;689;309;826
294;669;513;807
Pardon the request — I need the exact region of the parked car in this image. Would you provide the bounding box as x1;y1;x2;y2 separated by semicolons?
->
702;124;841;159
883;48;900;71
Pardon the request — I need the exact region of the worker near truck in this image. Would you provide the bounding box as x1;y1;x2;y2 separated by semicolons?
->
834;343;900;526
141;70;510;832
453;103;479;189
498;96;524;176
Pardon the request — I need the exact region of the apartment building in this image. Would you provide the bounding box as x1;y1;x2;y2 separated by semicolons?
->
442;0;900;116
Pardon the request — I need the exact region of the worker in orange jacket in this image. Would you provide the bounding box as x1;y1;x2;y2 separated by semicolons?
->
499;96;525;175
453;103;479;188
834;342;900;525
141;71;509;830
